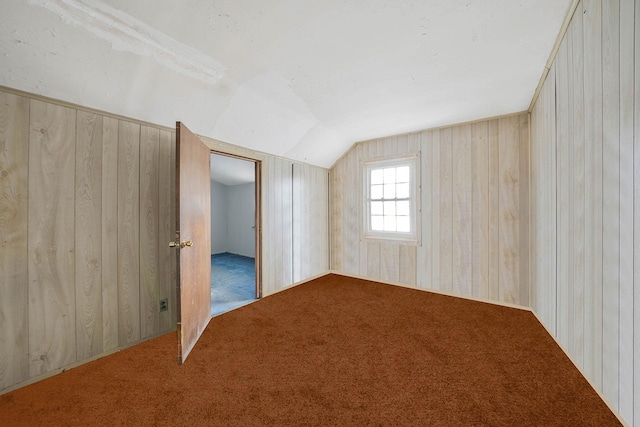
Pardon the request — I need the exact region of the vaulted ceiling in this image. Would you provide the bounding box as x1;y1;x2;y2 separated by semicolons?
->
1;0;571;168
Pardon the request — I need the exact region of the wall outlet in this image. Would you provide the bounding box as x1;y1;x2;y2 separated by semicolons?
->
159;298;168;312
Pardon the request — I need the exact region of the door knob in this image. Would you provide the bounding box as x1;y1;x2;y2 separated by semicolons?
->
169;240;193;248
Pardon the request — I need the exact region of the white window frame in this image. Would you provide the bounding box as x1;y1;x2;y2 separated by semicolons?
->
363;154;419;243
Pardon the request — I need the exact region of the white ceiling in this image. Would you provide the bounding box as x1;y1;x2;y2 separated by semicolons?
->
1;0;571;168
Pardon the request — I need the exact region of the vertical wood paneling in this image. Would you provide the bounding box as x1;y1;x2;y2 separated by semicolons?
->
471;122;489;299
601;0;620;406
282;160;293;285
28;99;77;376
417;131;432;289
634;0;640;423
619;0;635;422
439;128;453;293
380;243;399;283
0;92;29;389
398;245;416;286
331;114;528;307
452;124;472;296
555;39;571;348
488;120;500;302
498;117;520;304
170;132;177;327
344;149;359;275
139;126;159;339
262;157;294;295
101;117;118;352
530;1;640;423
530;69;556;331
518;114;529;308
583;0;603;388
158;130;174;332
570;7;586;366
293;163;329;282
75;111;103;359
364;241;378;278
430;131;441;291
117;120;140;345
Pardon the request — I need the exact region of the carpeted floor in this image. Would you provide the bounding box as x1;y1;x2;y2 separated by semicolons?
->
211;252;257;316
0;274;622;426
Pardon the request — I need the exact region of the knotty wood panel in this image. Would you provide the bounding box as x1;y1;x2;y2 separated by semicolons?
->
140;126;160;339
101;117;119;352
28;99;77;376
117;120;141;345
75;111;103;360
0;92;29;390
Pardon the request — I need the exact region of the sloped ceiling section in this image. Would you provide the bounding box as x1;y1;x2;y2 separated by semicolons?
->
1;0;570;167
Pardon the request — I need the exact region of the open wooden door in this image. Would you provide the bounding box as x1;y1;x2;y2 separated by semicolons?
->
174;122;211;364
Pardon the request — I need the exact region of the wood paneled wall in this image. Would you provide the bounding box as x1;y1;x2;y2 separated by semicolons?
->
0;87;330;393
0;90;177;390
530;0;637;425
293;163;329;282
330;113;529;306
261;156;294;295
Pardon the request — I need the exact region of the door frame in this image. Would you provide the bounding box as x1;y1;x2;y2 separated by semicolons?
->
210;150;262;299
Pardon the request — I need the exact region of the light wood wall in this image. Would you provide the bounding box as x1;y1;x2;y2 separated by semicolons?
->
0;90;177;390
330;113;529;306
293;163;329;283
530;0;637;425
0;88;330;392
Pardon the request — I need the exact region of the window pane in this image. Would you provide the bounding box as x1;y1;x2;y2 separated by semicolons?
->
371;215;384;231
397;216;410;232
371;184;383;199
383;167;395;183
371;201;383;215
383;183;395;199
371;169;384;185
396;183;410;199
384;201;396;216
396;201;410;216
396;166;410;182
384;215;396;231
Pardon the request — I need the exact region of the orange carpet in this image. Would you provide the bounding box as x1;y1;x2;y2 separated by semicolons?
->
0;274;621;426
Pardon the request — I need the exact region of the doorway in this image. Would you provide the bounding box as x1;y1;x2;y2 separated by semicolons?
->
210;152;261;316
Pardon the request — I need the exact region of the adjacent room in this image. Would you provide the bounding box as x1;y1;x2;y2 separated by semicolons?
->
209;153;259;316
0;0;638;425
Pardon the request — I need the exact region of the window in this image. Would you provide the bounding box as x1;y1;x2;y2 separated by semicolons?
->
364;155;418;242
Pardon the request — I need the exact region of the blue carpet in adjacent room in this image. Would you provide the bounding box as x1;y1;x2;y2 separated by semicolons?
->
211;252;257;316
